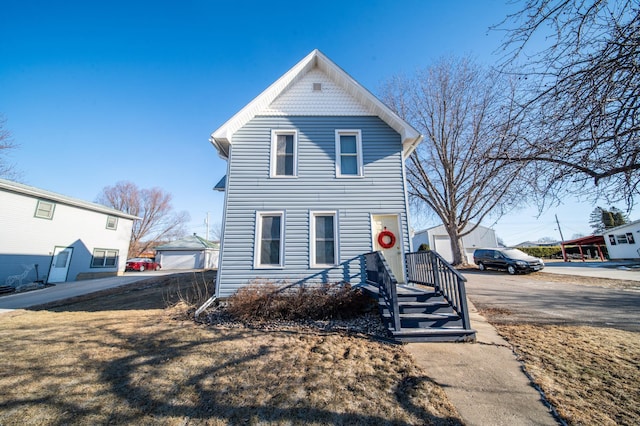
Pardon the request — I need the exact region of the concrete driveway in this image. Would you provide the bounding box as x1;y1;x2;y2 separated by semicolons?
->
462;270;640;332
0;270;179;311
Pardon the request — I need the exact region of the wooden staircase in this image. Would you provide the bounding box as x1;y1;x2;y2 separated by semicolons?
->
364;251;476;343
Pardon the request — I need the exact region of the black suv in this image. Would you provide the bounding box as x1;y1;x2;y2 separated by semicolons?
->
473;248;545;275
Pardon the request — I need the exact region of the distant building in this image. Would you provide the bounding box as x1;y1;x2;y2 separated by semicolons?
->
602;219;640;260
514;240;560;248
0;178;137;286
412;223;498;264
155;234;220;270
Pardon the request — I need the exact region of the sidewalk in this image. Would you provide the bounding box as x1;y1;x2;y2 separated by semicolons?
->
0;271;175;311
405;301;558;425
540;260;640;281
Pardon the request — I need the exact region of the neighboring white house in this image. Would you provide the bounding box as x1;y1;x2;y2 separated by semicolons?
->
0;178;138;286
603;219;640;260
413;223;498;264
155;234;220;270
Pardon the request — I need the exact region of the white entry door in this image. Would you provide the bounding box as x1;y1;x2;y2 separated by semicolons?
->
48;247;73;283
372;214;404;283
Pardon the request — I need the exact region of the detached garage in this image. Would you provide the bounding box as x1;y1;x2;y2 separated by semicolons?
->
413;223;498;264
155;234;219;270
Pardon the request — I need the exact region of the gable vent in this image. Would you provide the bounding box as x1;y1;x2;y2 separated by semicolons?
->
312;82;322;92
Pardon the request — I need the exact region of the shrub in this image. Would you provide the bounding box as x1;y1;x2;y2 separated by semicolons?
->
226;281;374;322
517;246;563;258
418;243;429;251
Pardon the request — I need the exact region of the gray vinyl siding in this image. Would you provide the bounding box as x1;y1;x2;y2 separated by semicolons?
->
217;116;410;298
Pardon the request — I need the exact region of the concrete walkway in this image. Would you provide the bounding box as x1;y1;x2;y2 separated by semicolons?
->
0;271;177;311
406;301;558;426
541;260;640;281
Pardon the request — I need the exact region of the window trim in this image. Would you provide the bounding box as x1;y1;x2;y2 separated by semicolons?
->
270;129;298;178
335;129;363;177
254;211;285;268
91;248;119;268
310;211;339;268
34;200;55;220
106;215;118;230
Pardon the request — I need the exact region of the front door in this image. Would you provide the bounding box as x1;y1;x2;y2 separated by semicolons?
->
48;246;73;283
372;214;404;283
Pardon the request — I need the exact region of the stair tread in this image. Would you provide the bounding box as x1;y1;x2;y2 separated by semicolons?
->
392;327;476;335
383;312;459;319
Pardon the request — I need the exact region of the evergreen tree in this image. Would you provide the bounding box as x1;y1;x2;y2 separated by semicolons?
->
590;206;628;234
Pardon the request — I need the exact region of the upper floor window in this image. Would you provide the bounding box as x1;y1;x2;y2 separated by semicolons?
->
35;200;55;219
255;211;284;267
106;215;118;230
335;130;363;177
271;130;298;177
310;212;338;267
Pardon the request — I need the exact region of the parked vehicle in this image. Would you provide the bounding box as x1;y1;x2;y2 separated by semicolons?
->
473;248;544;275
125;258;161;272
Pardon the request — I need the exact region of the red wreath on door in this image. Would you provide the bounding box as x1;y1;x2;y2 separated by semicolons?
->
377;227;396;249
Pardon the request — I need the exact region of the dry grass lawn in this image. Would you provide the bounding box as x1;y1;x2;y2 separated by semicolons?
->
0;274;461;425
493;324;640;426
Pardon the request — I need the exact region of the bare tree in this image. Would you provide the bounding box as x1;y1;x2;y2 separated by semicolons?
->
0;114;19;179
495;0;640;206
382;57;529;265
96;181;190;257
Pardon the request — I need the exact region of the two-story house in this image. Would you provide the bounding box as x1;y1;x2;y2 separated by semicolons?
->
211;50;422;298
0;178;138;287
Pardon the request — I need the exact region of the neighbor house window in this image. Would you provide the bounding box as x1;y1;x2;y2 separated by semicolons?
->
106;215;118;230
311;212;338;267
255;212;284;267
35;200;55;219
271;130;297;177
91;249;118;268
616;234;629;244
335;130;363;177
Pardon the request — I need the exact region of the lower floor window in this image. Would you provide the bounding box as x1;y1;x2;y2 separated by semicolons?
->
312;212;337;266
256;212;284;267
92;249;118;267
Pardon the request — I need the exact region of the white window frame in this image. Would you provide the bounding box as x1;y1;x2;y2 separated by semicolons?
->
615;234;629;244
106;215;118;230
270;129;298;177
35;200;55;219
254;211;285;268
91;248;119;268
335;129;363;177
310;211;338;268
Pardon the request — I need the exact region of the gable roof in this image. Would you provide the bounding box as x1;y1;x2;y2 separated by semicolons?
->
210;49;422;160
155;234;219;251
0;178;139;220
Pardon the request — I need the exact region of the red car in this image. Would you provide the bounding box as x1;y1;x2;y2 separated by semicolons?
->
125;258;161;272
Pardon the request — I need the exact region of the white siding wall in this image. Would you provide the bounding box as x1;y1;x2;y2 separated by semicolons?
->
0;189;133;283
604;222;640;259
217;115;410;297
418;224;498;264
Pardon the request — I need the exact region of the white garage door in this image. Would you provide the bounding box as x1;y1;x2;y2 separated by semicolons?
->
433;236;453;263
159;251;201;269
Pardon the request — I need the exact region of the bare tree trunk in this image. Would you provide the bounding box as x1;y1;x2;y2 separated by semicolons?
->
445;224;467;266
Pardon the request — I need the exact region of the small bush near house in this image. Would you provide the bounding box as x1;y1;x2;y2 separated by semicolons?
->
418;243;430;251
227;281;374;322
517;246;563;258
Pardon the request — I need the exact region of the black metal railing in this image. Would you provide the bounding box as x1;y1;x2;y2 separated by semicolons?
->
405;250;472;331
364;251;401;331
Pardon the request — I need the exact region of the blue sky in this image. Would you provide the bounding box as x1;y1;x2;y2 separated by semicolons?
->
0;0;629;245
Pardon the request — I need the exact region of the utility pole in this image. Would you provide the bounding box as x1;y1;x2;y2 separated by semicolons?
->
555;214;567;261
205;212;210;241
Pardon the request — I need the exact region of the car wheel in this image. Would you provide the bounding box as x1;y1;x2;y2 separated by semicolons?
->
477;262;486;271
155;265;161;271
507;265;516;275
139;265;145;272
